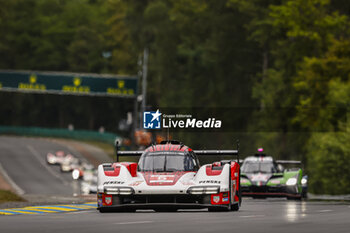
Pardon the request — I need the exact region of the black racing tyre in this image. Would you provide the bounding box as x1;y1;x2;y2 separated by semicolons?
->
208;206;230;212
239;189;242;206
99;207;136;213
119;208;136;212
98;208;109;213
302;191;308;199
230;203;239;211
287;196;302;201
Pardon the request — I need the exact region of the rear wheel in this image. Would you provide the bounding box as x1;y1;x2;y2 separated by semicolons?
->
98;207;136;213
287;196;302;201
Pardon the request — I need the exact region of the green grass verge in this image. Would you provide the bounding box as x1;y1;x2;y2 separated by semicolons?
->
0;190;25;203
81;140;139;162
83;140;115;158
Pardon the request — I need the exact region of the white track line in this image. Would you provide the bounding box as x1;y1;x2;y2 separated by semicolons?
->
65;210;94;214
114;221;154;225
27;145;69;186
318;210;333;213
0;163;25;195
239;215;265;218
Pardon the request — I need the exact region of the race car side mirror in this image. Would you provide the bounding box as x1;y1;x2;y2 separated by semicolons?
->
115;139;119;162
277;164;284;172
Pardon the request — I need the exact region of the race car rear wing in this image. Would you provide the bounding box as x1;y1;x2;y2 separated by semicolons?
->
193;150;238;155
114;140;240;162
276;160;301;164
193;139;240;160
115;150;240;162
115;151;143;162
194;150;239;163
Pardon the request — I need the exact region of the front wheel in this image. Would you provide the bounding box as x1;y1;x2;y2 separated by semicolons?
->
98;208;109;213
230;203;239;211
287;196;302;201
208;206;230;212
302;191;308;199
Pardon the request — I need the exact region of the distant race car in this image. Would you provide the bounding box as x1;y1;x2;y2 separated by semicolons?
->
72;163;95;180
240;148;303;200
71;163;97;194
60;157;80;172
97;140;241;212
46;151;75;165
81;169;98;194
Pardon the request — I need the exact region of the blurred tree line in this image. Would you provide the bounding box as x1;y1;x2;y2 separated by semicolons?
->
0;0;349;194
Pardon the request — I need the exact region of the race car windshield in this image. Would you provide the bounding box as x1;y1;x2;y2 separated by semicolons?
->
138;152;197;172
241;162;277;173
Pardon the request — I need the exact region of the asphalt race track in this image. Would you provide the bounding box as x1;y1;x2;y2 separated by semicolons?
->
0;136;349;233
0;136;87;195
0;199;349;233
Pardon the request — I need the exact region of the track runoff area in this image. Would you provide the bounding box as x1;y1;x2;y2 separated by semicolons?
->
0;203;96;215
0;200;349;233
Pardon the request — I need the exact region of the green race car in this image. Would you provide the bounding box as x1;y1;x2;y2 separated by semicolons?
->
240;148;303;200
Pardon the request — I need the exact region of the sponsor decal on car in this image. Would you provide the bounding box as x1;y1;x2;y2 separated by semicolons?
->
269;179;281;184
199;180;221;184
98;198;102;207
150;175;175;183
213;196;220;203
103;181;125;185
222;197;229;202
105;197;112;205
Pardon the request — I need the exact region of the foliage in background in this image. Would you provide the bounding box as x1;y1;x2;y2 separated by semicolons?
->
294;38;350;194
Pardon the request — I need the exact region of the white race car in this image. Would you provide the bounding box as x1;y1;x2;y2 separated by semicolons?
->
60;157;79;172
46;151;75;165
97;140;241;212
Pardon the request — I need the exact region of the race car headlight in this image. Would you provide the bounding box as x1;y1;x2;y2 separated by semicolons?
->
104;187;134;195
187;186;220;195
72;169;80;180
286;177;297;186
301;177;307;185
